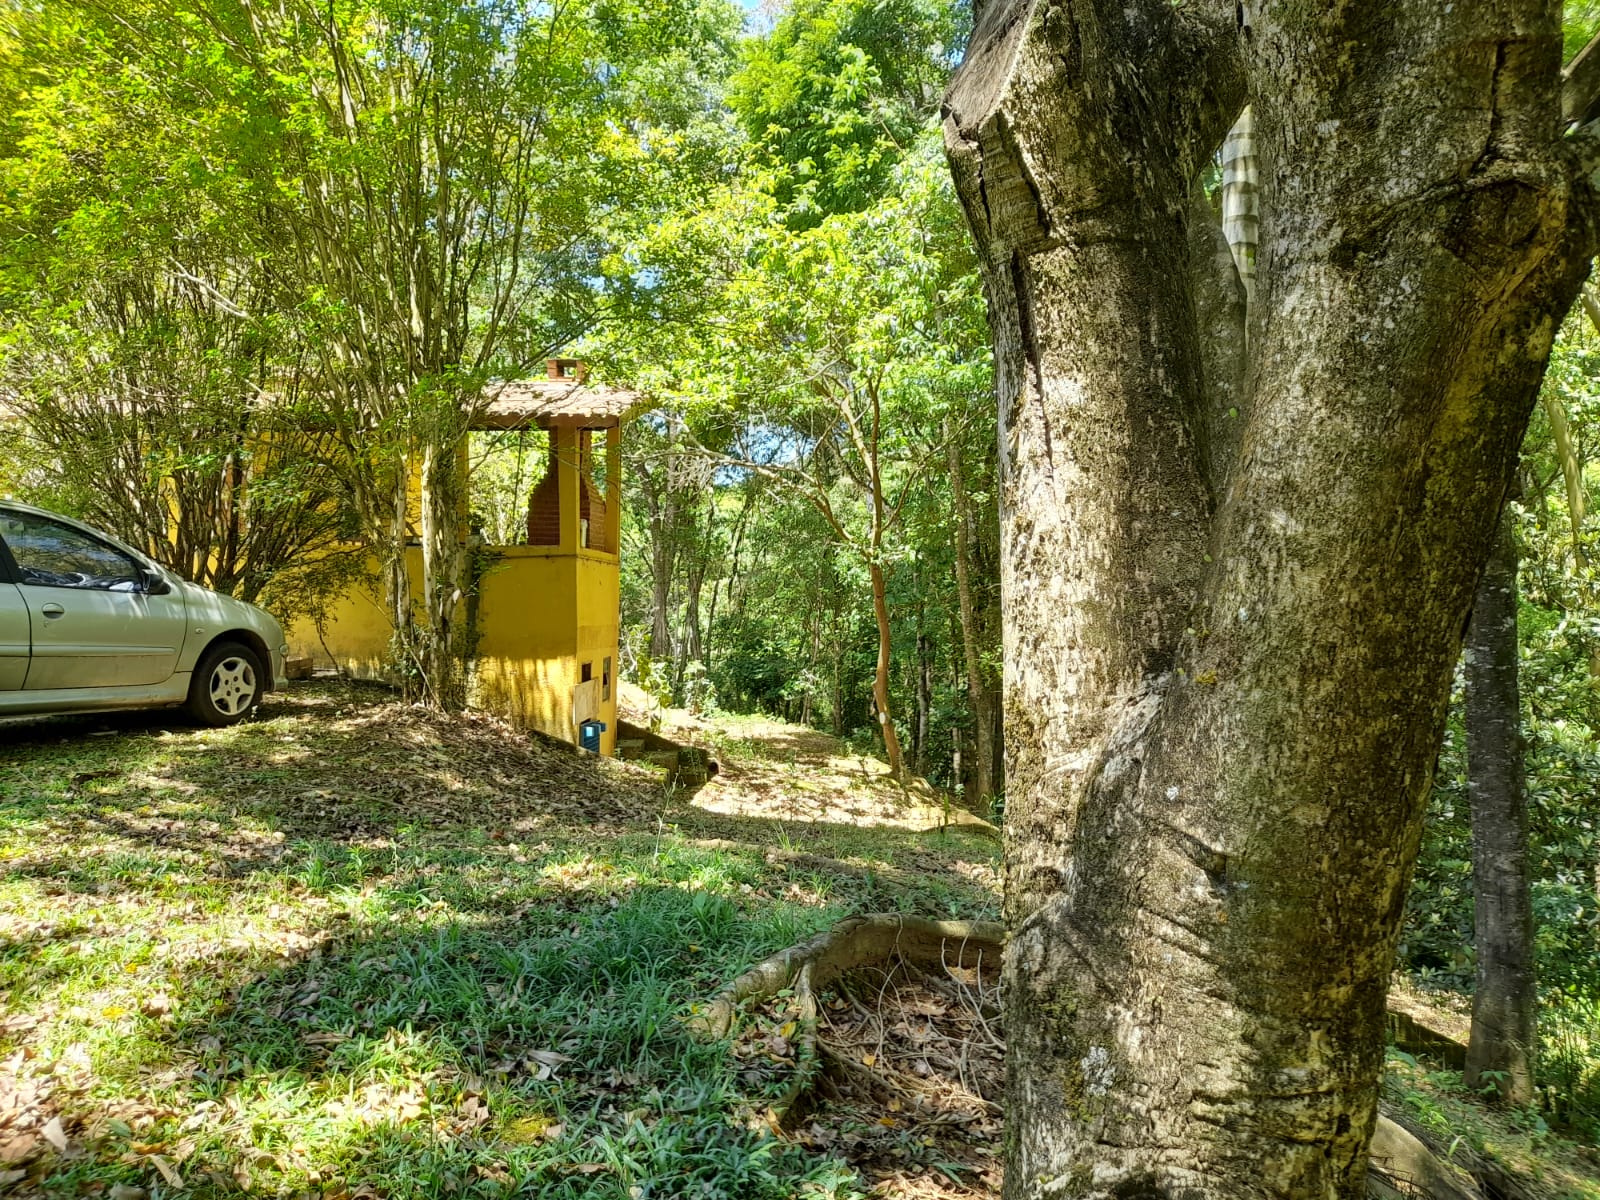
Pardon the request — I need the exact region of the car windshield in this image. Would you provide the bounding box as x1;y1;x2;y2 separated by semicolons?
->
1;511;144;591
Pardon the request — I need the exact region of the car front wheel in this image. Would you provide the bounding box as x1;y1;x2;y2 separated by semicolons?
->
187;641;264;726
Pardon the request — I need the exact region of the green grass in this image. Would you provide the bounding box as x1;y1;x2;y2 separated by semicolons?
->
1535;991;1600;1153
1384;1049;1600;1199
0;683;1000;1198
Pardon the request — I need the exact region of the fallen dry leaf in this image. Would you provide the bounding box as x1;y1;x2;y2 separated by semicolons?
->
0;1134;37;1165
525;1049;572;1081
40;1117;67;1153
149;1154;182;1188
474;1163;512;1185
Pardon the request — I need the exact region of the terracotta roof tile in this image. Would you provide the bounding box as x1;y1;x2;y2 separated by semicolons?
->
478;378;641;430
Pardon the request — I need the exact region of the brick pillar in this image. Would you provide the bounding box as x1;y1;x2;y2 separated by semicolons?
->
525;435;562;546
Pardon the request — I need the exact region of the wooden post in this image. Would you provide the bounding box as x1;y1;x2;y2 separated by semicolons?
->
605;425;621;557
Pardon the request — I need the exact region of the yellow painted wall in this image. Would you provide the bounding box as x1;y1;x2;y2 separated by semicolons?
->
574;551;621;756
470;547;619;755
283;432;621;755
471;548;577;742
286;547;420;680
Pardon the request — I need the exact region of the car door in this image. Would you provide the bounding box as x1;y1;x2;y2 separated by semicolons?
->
0;510;188;690
0;578;27;691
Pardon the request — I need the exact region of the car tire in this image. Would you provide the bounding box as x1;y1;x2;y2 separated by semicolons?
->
186;641;265;726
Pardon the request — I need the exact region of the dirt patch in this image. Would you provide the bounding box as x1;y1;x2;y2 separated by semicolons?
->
620;685;996;835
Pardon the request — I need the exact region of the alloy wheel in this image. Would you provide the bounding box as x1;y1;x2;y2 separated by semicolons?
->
209;656;257;716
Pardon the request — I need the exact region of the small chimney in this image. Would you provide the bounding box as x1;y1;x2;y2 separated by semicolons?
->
546;358;587;382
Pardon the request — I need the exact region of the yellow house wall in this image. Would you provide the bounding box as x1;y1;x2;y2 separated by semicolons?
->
468;546;620;755
574;552;620;757
285;547;421;679
283;431;620;755
471;548;578;743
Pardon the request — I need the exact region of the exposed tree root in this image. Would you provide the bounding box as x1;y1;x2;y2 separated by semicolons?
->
1368;1112;1485;1199
696;913;1528;1199
690;914;1001;1134
690;913;1003;1043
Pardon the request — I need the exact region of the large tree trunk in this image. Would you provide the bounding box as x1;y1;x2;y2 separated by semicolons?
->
1464;508;1537;1105
943;1;1593;1195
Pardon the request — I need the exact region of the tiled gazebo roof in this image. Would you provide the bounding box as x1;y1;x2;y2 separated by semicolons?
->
0;363;644;431
476;377;641;430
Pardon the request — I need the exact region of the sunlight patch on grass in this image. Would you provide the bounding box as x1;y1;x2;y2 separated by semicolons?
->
0;686;994;1196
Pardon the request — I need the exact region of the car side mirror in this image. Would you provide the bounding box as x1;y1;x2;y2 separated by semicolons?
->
140;568;172;596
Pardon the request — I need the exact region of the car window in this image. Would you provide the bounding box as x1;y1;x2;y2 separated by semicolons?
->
0;511;144;592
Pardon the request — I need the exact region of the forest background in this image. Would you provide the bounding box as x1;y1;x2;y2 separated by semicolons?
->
1;0;1599;1150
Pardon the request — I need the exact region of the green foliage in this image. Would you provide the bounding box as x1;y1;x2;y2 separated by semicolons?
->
726;0;966;220
603;115;998;785
713;611;796;713
469;430;552;548
1544;991;1600;1140
1404;307;1600;1138
1383;1048;1600;1193
0;0;744;704
1569;0;1600;62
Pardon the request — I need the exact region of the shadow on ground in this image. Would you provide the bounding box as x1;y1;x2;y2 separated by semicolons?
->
0;680;1002;1198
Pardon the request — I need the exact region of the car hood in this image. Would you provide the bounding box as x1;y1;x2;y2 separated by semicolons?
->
171;576;285;644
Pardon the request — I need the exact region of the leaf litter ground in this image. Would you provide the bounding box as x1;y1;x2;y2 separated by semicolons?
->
6;682;1588;1199
0;680;1002;1199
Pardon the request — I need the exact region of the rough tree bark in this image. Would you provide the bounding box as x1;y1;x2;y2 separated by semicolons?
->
943;1;1595;1195
1464;508;1537;1105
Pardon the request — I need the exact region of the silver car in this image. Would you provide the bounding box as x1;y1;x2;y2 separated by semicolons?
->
0;500;288;725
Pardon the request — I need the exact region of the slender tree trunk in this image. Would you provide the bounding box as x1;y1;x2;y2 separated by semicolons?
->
1464;507;1537;1105
831;601;846;738
640;435;681;669
649;503;675;668
683;574;704;675
866;389;905;780
915;615;933;781
419;431;469;710
382;464;418;698
947;423;997;806
944;1;1592;1194
681;504;711;684
705;487;755;668
803;609;821;727
869;557;906;778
